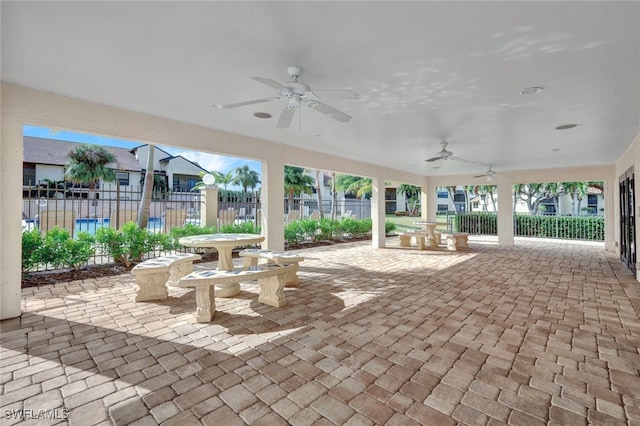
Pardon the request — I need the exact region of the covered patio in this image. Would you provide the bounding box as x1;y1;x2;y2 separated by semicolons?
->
2;1;640;424
2;237;640;424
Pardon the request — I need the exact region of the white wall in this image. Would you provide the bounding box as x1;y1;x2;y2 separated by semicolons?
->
36;164;65;182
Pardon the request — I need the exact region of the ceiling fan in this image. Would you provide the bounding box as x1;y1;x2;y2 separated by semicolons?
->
213;65;358;128
425;141;476;165
474;166;500;181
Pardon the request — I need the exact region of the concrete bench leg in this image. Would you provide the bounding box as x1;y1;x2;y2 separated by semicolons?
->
258;274;287;307
243;257;259;268
415;235;427;250
135;271;169;302
194;285;215;323
455;235;469;248
446;236;457;251
399;235;411;247
284;263;299;287
167;262;196;287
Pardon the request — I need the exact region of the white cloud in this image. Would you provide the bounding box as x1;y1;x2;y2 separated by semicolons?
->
169;149;237;172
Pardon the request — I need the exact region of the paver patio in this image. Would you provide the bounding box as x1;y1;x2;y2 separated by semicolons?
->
2;237;640;425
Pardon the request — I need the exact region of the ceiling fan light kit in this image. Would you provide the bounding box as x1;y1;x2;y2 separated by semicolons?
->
213;66;358;129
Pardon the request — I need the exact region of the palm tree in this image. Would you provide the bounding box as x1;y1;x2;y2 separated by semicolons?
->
233;165;261;193
313;169;325;219
65;143;116;207
336;174;372;199
397;184;421;215
213;170;234;191
137;145;155;229
284;166;314;213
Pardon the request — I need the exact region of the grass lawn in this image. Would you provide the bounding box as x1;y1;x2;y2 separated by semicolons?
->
386;214;451;233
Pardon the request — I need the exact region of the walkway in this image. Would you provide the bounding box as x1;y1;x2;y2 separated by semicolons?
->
2;237;640;425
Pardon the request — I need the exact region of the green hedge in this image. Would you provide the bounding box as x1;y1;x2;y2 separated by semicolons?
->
453;213;604;241
514;214;604;240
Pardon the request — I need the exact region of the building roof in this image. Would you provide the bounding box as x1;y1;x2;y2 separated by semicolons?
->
132;144;208;174
24;137;142;172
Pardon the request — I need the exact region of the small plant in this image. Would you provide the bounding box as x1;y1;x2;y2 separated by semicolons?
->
385;219;397;234
218;222;261;234
96;222;163;267
34;227;95;270
22;228;43;273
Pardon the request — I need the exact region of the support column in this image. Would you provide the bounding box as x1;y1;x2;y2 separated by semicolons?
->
421;185;430;221
496;180;514;246
371;175;386;248
261;159;285;250
426;183;438;222
199;186;219;229
0;116;24;319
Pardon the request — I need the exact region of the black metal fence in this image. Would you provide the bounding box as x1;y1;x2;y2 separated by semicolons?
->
22;182;374;271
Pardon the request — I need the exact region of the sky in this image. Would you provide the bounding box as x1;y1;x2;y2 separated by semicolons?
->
23;125;262;190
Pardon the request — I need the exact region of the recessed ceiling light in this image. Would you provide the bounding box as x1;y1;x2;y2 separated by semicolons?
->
253;112;272;119
519;86;543;95
555;124;577;130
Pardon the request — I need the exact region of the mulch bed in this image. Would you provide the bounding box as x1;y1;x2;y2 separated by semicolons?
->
21;236;373;288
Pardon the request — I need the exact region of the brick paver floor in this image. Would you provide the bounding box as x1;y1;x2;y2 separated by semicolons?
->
2;237;640;425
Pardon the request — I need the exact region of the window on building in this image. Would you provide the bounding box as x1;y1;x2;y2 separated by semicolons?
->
453;191;466;203
116;172;129;186
23;164;36;186
187;179;198;190
173;177;180;189
540;198;557;215
587;194;598;215
437;204;448;212
437;191;448;199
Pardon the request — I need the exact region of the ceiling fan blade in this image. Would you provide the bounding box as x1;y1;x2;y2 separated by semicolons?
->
450;156;478;164
251;76;287;90
277;107;296;128
473;174;486;178
213;97;280;109
425;156;443;162
312;90;359;100
309;101;352;123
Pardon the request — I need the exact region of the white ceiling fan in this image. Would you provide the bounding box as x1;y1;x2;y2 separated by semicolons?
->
213;65;358;128
474;165;502;181
425;141;476;166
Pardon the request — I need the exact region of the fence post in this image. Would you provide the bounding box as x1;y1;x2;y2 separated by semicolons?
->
200;186;219;230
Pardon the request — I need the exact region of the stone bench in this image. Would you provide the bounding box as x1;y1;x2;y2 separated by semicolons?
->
399;231;429;250
130;253;201;302
239;249;304;286
441;232;470;251
175;263;296;322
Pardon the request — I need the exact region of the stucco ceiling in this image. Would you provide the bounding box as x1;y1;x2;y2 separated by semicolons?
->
2;1;640;177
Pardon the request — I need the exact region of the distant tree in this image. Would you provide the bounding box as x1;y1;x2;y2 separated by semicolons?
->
560;181;589;215
233;165;261;193
336;175;372;200
313;169;325;219
213;170;234;191
65;144;116;207
513;183;555;215
397;184;421;215
137;145;155;229
284;166;314;212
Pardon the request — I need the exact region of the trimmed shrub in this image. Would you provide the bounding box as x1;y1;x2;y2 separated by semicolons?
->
96;222;168;267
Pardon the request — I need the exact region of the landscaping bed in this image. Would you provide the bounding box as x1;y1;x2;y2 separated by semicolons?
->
21;236;373;288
